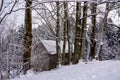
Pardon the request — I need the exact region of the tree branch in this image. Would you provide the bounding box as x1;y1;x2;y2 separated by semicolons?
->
0;0;4;12
0;0;18;24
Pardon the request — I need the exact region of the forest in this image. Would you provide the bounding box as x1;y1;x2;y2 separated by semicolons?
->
0;0;120;80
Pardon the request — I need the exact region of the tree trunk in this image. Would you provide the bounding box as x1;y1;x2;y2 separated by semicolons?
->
97;3;109;60
67;16;71;65
89;2;97;60
56;1;61;65
73;2;82;64
81;2;88;61
0;35;2;80
23;0;32;74
62;1;68;65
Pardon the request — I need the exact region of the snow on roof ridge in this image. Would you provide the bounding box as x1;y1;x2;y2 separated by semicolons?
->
41;39;68;54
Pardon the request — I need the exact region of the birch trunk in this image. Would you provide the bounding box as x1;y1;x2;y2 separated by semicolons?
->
62;1;68;65
56;1;61;65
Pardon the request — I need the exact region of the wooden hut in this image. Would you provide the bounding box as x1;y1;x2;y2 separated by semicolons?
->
31;39;71;72
31;40;55;71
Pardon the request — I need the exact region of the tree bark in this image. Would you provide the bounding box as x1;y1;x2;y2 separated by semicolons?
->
97;3;109;60
0;35;2;80
67;15;71;65
81;2;88;61
89;2;97;60
73;2;82;64
56;1;61;65
62;1;68;65
23;0;32;74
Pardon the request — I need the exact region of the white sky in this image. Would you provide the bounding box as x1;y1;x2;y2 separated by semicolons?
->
1;0;120;30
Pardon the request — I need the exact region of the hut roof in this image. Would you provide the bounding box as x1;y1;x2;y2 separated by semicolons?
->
41;40;69;54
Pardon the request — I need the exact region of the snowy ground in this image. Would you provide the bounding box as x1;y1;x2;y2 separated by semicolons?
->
12;60;120;80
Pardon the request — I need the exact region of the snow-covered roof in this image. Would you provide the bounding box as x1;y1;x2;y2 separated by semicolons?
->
41;40;69;54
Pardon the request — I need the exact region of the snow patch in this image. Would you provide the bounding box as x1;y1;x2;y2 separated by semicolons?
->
12;60;120;80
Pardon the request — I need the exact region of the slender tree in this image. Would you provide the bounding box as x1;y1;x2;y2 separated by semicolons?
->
56;1;61;65
89;2;97;60
67;12;71;65
81;2;88;61
23;0;32;74
98;3;109;60
62;1;68;65
73;2;82;64
0;30;2;80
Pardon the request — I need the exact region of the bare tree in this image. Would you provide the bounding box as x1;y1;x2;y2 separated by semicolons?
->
73;2;81;64
0;27;4;80
81;2;88;61
62;1;68;65
23;0;33;74
96;2;113;60
66;5;71;65
89;2;97;60
56;1;61;65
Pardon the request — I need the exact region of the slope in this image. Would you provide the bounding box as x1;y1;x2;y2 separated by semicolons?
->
12;60;120;80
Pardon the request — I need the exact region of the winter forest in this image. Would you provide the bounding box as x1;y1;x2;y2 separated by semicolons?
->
0;0;120;80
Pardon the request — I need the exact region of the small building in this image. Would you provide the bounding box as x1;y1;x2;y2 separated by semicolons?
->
31;39;69;72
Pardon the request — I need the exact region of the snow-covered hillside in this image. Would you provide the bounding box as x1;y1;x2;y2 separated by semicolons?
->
12;60;120;80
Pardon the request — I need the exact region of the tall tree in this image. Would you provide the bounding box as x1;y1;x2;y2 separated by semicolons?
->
98;3;109;60
56;1;61;65
97;3;110;60
62;1;68;65
73;2;82;64
67;10;71;65
89;2;97;60
23;0;32;74
81;2;88;61
0;29;2;80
